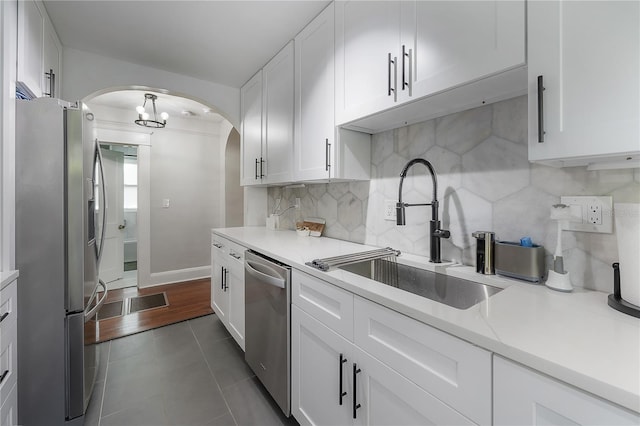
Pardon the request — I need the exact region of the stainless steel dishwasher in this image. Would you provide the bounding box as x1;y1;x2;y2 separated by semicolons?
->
244;250;291;417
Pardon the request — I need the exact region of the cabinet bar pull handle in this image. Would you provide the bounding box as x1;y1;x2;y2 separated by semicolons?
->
402;45;408;91
325;139;331;172
260;157;265;178
0;312;8;323
537;75;545;143
44;69;55;97
392;56;398;102
0;370;8;385
224;268;229;291
339;354;347;405
221;267;225;290
408;48;413;97
388;53;394;97
213;243;222;249
352;363;361;419
255;158;259;180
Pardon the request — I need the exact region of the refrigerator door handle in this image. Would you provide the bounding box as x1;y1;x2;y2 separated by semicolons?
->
94;139;108;267
84;279;107;322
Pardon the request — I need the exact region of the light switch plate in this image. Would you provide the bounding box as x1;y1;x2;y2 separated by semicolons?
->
560;196;613;233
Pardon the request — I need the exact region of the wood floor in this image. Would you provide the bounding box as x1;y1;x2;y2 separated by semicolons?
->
95;278;213;342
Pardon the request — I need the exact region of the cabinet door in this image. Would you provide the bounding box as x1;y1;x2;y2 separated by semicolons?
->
294;3;335;181
210;242;228;322
226;266;245;351
17;0;44;98
494;356;640;425
262;41;294;185
291;306;353;426
353;296;491;424
335;0;401;125
528;1;640;165
353;345;475;426
42;18;62;98
405;1;524;102
240;71;263;186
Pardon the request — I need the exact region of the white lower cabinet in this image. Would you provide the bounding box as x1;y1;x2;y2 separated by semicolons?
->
291;270;484;426
494;356;640;425
292;305;353;426
211;234;246;350
0;278;17;426
292;305;474;426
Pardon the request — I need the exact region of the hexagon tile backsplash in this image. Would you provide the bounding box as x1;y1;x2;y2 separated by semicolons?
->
267;95;640;292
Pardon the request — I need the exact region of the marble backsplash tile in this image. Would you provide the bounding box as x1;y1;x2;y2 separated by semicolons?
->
268;95;640;292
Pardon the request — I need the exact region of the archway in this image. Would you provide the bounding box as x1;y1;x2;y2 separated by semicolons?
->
84;87;238;288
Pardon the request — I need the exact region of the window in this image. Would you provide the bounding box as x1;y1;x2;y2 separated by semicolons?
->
123;158;138;209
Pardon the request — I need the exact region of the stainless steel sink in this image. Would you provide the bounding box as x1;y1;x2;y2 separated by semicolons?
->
338;259;502;309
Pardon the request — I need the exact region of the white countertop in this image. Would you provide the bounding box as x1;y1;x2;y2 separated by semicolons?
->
0;270;19;291
213;227;640;414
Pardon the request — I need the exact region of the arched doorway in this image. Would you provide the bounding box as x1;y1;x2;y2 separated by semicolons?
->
84;88;239;289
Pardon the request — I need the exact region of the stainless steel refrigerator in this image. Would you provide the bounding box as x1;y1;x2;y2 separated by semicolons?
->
15;98;108;425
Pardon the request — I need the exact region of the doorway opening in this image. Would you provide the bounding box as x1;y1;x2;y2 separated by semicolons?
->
99;143;139;290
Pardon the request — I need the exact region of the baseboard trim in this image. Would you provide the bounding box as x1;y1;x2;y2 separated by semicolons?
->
142;266;211;288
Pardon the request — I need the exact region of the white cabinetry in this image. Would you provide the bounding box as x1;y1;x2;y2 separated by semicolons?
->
494;356;640;425
240;71;263;185
241;42;294;186
0;279;17;425
17;0;61;99
527;0;640;167
294;3;371;182
335;0;526;131
210;235;245;350
291;269;489;426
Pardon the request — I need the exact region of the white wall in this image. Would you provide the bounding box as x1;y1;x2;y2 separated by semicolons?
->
89;103;227;280
62;48;241;128
1;0;17;272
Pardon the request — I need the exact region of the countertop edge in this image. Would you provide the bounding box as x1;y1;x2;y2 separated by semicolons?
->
212;227;640;414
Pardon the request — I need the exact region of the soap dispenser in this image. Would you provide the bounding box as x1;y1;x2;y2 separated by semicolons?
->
472;231;495;275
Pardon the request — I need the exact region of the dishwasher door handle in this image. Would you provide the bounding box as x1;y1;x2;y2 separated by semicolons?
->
245;260;286;289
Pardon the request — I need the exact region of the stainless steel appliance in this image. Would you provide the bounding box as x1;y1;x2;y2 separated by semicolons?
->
244;250;291;416
472;231;495;275
16;98;108;425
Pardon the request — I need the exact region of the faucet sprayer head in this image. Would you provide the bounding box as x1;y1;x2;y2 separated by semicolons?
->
396;202;406;226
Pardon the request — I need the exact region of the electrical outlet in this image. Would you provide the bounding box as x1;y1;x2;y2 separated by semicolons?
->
560;196;612;233
295;197;301;209
384;199;397;221
588;203;602;225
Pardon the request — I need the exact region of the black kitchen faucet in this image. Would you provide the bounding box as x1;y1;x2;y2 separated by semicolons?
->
396;158;450;263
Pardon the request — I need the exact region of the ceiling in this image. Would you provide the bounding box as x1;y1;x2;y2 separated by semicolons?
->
43;0;331;89
88;90;225;123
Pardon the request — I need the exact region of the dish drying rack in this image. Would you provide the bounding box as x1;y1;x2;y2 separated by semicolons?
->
306;247;401;287
306;247;401;271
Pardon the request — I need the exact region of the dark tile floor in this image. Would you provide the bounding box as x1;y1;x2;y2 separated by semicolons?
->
85;314;298;426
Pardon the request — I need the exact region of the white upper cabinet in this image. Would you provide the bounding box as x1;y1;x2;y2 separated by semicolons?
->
262;41;294;185
42;18;61;98
294;3;337;181
406;1;524;101
294;3;371;182
528;0;640;167
17;0;44;98
17;0;62;99
335;0;525;129
240;42;294;186
335;1;401;125
241;70;264;186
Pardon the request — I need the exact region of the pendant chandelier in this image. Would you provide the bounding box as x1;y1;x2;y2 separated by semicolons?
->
135;93;168;128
